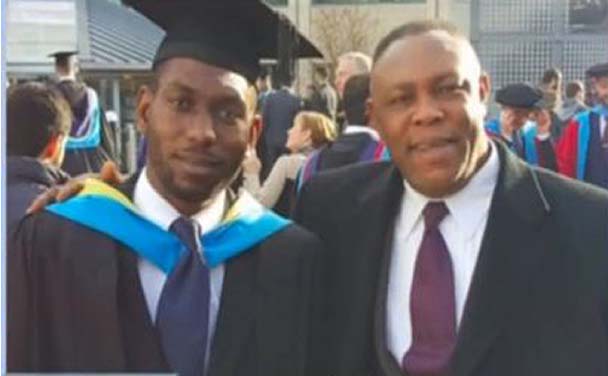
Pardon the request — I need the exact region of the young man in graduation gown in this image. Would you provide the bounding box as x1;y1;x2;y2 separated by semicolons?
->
6;82;71;237
49;50;118;175
556;62;608;189
294;21;608;376
485;83;557;170
8;2;324;375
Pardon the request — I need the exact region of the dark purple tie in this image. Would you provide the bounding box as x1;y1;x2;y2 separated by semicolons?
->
402;202;456;376
157;217;210;376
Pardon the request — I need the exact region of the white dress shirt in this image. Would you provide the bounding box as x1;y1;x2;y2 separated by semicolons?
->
343;125;381;140
133;168;225;368
386;143;500;362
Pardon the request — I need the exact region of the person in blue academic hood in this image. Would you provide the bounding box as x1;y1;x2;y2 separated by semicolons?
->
485;82;557;170
557;62;608;190
49;50;118;175
6;82;71;237
7;1;324;375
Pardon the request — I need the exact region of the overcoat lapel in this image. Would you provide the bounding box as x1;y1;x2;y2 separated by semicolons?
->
372;168;408;376
351;165;404;376
450;142;552;376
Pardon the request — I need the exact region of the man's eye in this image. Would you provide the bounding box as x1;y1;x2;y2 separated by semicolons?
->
437;84;459;95
390;94;413;106
216;108;243;124
170;98;193;112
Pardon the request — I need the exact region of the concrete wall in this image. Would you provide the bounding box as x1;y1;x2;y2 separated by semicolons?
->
7;0;78;65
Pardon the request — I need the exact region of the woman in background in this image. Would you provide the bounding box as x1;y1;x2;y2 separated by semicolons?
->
243;111;336;217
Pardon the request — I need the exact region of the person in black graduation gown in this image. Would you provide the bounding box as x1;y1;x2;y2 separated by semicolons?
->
49;50;118;175
8;2;324;375
6;82;71;237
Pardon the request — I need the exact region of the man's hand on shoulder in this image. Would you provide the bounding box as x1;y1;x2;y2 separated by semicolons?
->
27;161;125;213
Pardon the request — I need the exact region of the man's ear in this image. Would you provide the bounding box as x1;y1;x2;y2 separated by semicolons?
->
248;114;262;149
40;133;65;164
367;96;385;140
479;72;491;104
136;85;154;135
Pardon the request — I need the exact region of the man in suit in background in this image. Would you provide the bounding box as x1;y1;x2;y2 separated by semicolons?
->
295;20;608;376
334;51;373;130
334;51;372;100
9;2;323;375
306;64;338;122
259;72;302;180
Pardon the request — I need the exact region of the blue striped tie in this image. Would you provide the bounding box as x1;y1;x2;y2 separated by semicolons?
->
157;216;210;376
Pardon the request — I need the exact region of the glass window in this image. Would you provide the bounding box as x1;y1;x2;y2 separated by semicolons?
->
312;0;425;4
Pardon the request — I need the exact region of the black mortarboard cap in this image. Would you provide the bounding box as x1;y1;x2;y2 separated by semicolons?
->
48;50;78;66
586;62;608;78
48;50;78;59
123;0;323;83
495;83;543;109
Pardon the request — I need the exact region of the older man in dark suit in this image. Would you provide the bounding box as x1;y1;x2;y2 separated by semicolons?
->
295;20;608;376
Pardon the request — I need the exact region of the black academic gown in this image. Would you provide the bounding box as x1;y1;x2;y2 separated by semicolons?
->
316;132;382;172
6;156;69;238
294;140;608;376
55;80;117;175
8;175;323;376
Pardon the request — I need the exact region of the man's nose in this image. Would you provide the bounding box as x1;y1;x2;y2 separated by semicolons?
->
187;111;217;145
412;95;443;126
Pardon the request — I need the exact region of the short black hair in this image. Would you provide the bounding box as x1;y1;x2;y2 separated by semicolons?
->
7;82;71;157
343;74;370;126
373;20;463;64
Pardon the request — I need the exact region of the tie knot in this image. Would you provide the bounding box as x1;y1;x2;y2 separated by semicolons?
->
169;216;202;253
423;201;449;229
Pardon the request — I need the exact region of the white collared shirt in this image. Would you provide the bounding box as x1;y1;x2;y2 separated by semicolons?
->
133;168;225;367
386;142;500;362
343;125;381;141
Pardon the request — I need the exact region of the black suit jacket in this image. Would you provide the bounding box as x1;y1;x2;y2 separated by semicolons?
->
261;88;302;147
295;141;608;376
8;176;323;376
6;156;69;238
